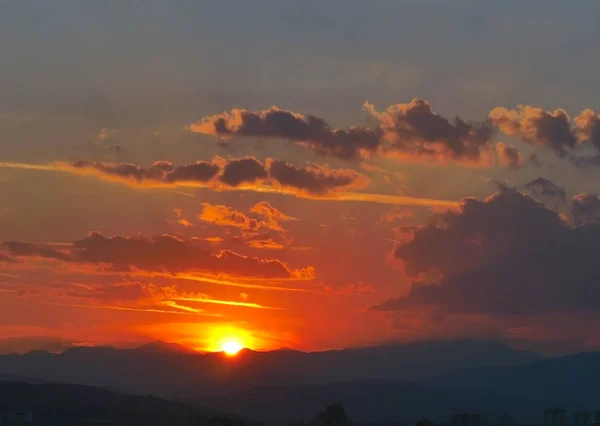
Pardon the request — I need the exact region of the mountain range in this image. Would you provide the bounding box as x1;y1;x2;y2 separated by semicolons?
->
1;339;599;424
0;340;540;398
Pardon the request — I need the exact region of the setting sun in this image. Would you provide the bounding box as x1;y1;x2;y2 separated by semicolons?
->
221;339;244;356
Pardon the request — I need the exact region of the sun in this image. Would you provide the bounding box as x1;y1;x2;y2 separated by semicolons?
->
221;339;244;356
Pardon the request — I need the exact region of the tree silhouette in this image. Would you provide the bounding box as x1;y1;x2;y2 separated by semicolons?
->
317;403;350;426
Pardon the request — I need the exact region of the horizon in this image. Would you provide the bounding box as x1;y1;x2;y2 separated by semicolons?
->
0;336;551;357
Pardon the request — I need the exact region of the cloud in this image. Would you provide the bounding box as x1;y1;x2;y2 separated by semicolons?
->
194;100;510;165
267;159;370;195
373;184;600;318
86;281;177;304
489;105;600;166
171;295;280;310
165;161;221;182
71;160;176;185
496;143;523;169
218;156;268;186
68;157;369;196
373;222;600;315
1;233;311;279
365;99;494;164
380;206;413;224
0;253;16;263
190;106;383;160
198;202;292;249
489;105;577;157
2;241;70;261
249;201;292;222
571;193;600;226
0;161;459;208
393;187;568;279
96;128;120;141
523;177;566;203
199;203;261;231
171;208;193;227
573;109;600;151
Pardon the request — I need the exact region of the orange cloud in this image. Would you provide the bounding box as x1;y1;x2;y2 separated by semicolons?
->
1;232;311;279
489;105;577;157
0;161;459;207
198;202;293;249
171;296;281;310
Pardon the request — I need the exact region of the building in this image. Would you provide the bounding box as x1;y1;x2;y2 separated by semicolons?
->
544;409;567;426
417;420;434;426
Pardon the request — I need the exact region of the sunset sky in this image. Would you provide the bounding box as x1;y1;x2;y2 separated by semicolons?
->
2;1;600;356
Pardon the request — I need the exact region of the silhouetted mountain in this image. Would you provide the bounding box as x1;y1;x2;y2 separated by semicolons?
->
0;380;227;426
0;340;541;399
135;340;199;355
426;350;600;407
203;379;565;424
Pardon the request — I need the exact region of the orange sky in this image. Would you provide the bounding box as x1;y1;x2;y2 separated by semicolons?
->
3;2;600;356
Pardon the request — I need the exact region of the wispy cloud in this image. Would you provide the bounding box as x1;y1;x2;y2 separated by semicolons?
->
45;302;221;316
0;161;458;207
171;296;282;310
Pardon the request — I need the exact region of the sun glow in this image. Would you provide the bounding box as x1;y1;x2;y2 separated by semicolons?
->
221;339;244;355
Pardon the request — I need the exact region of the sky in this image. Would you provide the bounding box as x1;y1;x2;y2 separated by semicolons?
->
2;0;600;356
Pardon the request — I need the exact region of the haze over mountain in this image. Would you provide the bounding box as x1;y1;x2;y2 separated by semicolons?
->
426;351;600;407
0;340;540;398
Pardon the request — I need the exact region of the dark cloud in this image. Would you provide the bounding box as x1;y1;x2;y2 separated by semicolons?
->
267;159;369;195
0;253;16;263
366;99;494;163
191;106;383;160
71;160;174;182
89;281;171;303
524;177;566;203
393;187;568;279
528;153;543;167
165;161;220;182
496;143;523;169
219;157;268;186
193;100;498;164
1;233;311;279
374;223;600;315
490;106;600;168
68;157;368;195
571;193;600;226
489;106;577;157
1;241;69;261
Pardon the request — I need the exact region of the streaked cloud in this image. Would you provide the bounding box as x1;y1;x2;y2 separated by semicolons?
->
1;232;312;279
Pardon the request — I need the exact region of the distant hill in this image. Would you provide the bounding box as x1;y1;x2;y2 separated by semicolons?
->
425;350;600;408
0;340;541;398
0;380;230;426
